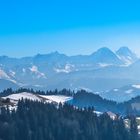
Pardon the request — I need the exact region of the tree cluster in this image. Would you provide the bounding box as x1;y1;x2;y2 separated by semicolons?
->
0;99;139;140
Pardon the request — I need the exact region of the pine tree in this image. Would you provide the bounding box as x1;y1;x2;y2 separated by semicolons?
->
130;116;138;140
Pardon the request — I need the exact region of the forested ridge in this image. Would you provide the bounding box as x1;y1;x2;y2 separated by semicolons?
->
0;88;75;97
1;88;140;115
0;99;139;140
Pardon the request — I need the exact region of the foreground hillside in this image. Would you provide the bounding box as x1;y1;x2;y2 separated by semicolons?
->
0;99;138;140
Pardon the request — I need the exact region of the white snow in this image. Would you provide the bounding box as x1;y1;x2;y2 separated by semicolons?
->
132;84;140;89
98;63;112;67
124;119;130;129
94;111;103;116
39;95;73;103
117;54;133;66
2;92;41;101
2;92;73;105
9;70;16;77
136;117;140;120
0;68;17;84
107;111;117;120
34;85;43;87
0;68;10;79
95;92;100;94
125;89;133;94
127;56;132;60
8;105;17;111
29;65;46;79
54;64;75;73
120;56;132;65
22;68;26;73
30;65;38;72
113;89;119;92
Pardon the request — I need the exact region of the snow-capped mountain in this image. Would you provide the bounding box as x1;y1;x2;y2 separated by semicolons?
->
0;47;139;92
2;92;73;105
116;46;138;65
91;47;123;65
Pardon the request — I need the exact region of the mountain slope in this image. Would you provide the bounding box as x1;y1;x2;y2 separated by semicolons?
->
99;84;140;102
0;47;138;91
0;79;19;91
116;47;138;65
91;47;123;65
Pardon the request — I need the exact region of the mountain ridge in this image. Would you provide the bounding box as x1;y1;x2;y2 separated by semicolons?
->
0;47;139;93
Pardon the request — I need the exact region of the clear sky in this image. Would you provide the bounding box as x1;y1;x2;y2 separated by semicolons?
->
0;0;140;57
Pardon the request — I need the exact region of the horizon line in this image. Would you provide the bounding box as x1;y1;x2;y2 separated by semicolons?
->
0;46;137;59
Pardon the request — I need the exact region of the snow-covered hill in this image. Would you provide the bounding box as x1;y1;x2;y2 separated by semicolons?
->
39;95;73;103
2;92;41;102
2;92;73;105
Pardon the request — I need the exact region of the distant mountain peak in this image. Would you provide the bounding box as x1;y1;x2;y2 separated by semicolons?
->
50;51;60;55
95;47;113;53
116;46;133;55
34;51;66;59
91;47;123;65
92;47;116;58
116;46;138;65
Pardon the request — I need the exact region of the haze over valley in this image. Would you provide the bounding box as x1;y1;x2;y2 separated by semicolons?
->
0;46;139;102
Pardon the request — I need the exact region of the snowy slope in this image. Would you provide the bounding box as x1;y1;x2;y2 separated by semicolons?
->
2;92;73;104
39;95;73;103
116;47;138;65
2;92;41;101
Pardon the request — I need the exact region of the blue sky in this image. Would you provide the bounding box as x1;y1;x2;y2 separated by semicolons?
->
0;0;140;57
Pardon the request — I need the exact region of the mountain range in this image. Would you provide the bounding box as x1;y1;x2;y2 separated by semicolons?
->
0;46;140;101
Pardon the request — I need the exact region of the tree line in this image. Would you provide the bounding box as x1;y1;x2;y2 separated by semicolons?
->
0;88;74;97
